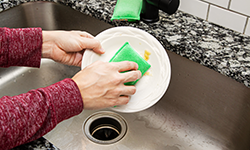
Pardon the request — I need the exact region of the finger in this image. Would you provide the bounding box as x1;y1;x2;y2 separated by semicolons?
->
72;31;95;39
121;70;141;83
115;96;130;106
120;85;137;96
113;61;139;72
57;51;83;67
80;38;105;54
78;31;95;39
74;52;84;67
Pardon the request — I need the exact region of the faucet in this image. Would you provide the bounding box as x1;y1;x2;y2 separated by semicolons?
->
140;0;180;23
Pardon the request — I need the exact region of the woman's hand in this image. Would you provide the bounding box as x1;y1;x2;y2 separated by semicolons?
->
72;61;142;110
42;30;104;66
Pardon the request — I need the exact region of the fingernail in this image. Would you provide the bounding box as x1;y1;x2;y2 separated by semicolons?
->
138;71;142;79
135;63;139;69
100;48;105;53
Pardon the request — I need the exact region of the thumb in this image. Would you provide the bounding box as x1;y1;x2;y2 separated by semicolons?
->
81;38;105;54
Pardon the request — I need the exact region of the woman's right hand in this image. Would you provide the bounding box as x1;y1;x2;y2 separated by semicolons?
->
72;61;141;110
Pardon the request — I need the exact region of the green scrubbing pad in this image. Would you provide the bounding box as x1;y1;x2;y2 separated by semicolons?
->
111;0;143;22
109;42;151;85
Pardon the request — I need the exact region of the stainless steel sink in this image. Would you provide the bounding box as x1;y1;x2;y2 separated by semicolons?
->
1;2;250;150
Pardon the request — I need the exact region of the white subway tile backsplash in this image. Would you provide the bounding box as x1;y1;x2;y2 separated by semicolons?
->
245;18;250;36
178;0;250;35
202;0;229;8
208;5;246;33
230;0;250;16
179;0;208;20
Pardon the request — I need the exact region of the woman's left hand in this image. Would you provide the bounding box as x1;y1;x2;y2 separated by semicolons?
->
42;30;104;67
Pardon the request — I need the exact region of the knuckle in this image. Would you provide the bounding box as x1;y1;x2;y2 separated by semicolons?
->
90;39;101;48
112;76;123;85
93;60;104;66
71;30;82;36
113;88;123;95
109;62;120;70
119;96;130;105
108;100;117;107
94;39;101;45
124;61;133;68
128;61;137;68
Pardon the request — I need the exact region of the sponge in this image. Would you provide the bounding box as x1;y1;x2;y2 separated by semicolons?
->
111;0;143;22
109;42;151;85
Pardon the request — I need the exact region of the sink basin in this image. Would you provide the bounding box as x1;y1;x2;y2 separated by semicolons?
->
0;1;111;95
1;2;250;150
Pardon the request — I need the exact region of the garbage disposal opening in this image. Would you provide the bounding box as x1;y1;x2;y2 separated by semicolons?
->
83;111;127;144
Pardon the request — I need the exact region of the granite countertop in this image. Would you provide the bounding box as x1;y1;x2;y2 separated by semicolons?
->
62;0;250;89
1;0;249;88
1;0;250;149
65;0;250;88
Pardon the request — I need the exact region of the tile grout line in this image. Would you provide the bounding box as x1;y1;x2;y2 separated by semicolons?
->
228;0;232;9
206;4;210;21
196;0;250;35
200;0;249;18
243;17;249;34
199;0;249;35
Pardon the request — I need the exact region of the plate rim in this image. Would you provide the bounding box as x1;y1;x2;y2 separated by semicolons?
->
82;26;171;113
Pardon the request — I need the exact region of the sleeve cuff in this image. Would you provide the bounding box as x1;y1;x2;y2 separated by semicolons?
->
41;78;84;123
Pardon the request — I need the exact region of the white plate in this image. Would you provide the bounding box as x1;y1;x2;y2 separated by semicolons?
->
82;26;171;113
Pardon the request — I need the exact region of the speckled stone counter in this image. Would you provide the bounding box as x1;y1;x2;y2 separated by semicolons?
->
1;0;250;88
1;0;250;149
11;137;59;150
60;0;250;88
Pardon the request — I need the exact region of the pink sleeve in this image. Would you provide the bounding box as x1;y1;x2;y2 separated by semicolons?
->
0;27;42;68
0;28;84;149
0;78;84;149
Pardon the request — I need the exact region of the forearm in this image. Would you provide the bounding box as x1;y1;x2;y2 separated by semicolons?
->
0;27;42;68
0;78;83;149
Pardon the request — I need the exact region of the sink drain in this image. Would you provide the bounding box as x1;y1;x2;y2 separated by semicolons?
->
83;111;127;144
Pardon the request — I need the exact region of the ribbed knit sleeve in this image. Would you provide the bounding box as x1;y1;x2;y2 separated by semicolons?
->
0;27;42;68
0;78;83;150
